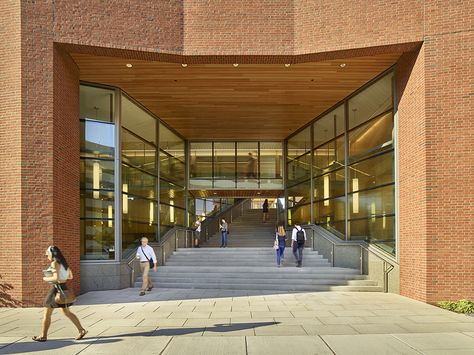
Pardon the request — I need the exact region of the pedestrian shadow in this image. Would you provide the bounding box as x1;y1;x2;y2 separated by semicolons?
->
0;322;278;353
154;321;278;336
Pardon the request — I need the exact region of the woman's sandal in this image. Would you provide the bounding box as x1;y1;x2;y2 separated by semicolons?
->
75;329;88;340
32;335;47;342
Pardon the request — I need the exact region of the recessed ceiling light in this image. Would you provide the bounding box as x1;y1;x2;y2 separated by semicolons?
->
340;63;346;68
233;63;239;67
181;63;188;67
284;64;291;67
126;63;133;68
213;192;217;195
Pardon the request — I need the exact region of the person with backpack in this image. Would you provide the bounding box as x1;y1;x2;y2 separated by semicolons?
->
291;224;307;267
274;223;287;267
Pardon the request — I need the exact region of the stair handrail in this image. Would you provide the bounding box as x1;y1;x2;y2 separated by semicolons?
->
296;224;396;293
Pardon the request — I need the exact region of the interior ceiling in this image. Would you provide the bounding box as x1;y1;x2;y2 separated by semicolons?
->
190;190;284;199
71;52;401;140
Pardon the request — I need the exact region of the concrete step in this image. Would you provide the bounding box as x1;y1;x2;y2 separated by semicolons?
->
140;277;378;287
147;272;366;280
164;261;332;267
154;266;360;274
135;281;382;292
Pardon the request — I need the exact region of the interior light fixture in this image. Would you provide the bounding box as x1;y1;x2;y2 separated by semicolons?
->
352;178;359;214
233;63;239;67
181;63;188;67
170;200;175;223
123;184;128;214
93;162;100;199
284;64;291;67
125;63;133;68
340;63;346;68
323;175;330;206
149;202;154;225
108;205;113;227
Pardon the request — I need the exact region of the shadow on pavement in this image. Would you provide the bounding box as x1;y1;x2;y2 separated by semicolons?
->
0;322;278;353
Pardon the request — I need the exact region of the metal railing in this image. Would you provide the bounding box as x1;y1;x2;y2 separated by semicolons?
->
303;224;396;293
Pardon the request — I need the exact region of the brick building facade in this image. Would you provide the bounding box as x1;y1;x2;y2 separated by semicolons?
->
0;0;473;306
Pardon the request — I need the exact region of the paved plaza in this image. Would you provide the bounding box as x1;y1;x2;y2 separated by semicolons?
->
1;288;474;354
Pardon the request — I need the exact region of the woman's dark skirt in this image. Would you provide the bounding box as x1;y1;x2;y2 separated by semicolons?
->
43;283;74;308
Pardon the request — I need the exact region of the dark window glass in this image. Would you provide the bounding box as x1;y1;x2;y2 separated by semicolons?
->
313;169;345;201
313;136;345;176
313;105;344;148
288;152;311;184
122;164;156;199
80;85;114;122
348;151;394;192
122;129;156;174
348;184;394;220
287;127;311;159
80;220;115;260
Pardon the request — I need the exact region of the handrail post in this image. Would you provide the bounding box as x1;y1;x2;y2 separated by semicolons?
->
383;261;388;293
185;231;188;248
191;230;194;248
311;229;315;251
162;247;165;266
331;243;335;267
360;247;363;275
175;230;178;252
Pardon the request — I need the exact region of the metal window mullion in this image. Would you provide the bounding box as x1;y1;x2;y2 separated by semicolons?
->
184;139;189;227
392;69;400;262
344;99;349;241
156;120;160;242
114;88;122;261
283;139;288;227
310;124;314;224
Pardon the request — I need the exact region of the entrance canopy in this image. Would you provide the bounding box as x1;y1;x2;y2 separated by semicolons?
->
71;52;401;140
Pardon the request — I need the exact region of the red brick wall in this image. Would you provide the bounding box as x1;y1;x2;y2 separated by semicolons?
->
396;46;428;301
52;46;80;297
0;0;23;307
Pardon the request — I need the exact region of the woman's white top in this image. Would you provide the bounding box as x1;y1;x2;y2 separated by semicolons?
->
57;264;69;282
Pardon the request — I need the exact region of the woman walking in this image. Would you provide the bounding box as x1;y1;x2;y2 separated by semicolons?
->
32;246;87;342
275;224;287;267
219;218;229;248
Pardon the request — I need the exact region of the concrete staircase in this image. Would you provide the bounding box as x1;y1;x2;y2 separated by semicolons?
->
135;208;383;293
203;208;278;247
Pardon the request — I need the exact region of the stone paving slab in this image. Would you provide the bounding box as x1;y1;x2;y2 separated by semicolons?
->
1;289;474;354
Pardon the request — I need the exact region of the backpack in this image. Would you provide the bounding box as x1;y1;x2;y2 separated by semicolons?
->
296;227;305;245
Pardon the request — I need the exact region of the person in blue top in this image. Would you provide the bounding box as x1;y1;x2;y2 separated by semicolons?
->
275;224;287;267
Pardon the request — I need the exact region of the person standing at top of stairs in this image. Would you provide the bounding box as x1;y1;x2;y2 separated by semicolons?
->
219;218;229;248
262;199;269;223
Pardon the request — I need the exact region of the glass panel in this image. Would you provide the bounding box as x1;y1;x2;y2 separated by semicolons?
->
349;215;395;255
160;180;185;208
259;178;284;189
313;105;345;148
288;204;311;225
122;164;156;199
287;180;311;208
348;151;394;192
190;142;212;179
80;85;115;122
348;111;393;162
348;72;393;130
160;204;186;227
80;220;115;260
260;142;283;179
189;178;213;189
348;184;394;220
80;120;115;159
121;95;156;144
160;123;185;163
80;159;114;191
288;152;311;184
313;136;345;176
122;129;156;174
122;221;157;256
287;126;311;159
80;190;114;219
123;195;157;225
314;198;346;238
236;142;258;180
160;151;185;184
313;169;345;201
214;142;235;181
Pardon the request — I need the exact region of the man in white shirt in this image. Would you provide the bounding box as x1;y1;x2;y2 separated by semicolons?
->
136;237;157;296
291;224;307;268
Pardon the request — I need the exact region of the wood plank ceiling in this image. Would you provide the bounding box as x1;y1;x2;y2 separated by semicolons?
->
71;52;401;140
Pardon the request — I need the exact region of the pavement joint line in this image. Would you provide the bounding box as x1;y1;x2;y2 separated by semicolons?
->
390;333;425;354
318;334;336;355
135;318;145;326
88;318;103;327
114;306;125;313
124;312;134;319
0;318;19;327
79;312;95;320
158;336;173;355
0;326;18;335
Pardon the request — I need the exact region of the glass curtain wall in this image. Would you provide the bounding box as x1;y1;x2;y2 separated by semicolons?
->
287;128;312;225
80;85;116;260
121;95;158;256
286;70;396;255
159;124;186;236
189;141;283;189
80;84;187;261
